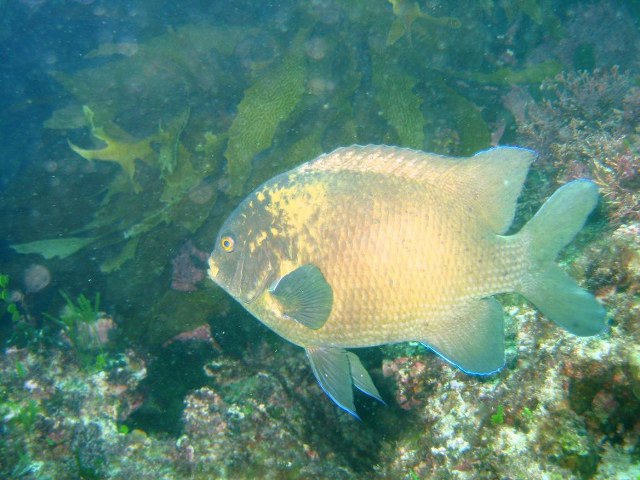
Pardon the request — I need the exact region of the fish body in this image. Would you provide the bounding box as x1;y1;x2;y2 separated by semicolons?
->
208;145;606;416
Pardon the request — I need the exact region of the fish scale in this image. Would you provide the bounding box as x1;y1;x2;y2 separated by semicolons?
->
208;144;606;417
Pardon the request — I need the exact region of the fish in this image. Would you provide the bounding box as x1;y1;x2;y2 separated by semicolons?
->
207;145;606;417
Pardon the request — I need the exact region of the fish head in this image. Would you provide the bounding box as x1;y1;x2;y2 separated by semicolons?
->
207;190;285;307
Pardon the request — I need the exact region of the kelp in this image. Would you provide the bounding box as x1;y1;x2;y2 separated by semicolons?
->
423;78;491;155
463;60;563;85
195;131;225;174
386;0;461;46
11;237;98;260
224;32;307;196
99;237;140;274
49;25;251;126
157;107;191;177
43;104;87;130
68;106;155;191
503;0;563;38
9;3;583;348
372;56;425;149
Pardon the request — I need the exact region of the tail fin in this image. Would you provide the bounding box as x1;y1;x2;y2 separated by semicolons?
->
518;180;606;336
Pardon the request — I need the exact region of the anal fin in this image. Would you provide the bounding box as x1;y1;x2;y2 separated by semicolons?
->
306;347;384;418
347;352;385;404
422;298;505;375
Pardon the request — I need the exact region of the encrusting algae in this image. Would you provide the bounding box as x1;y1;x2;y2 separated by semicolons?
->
208;144;607;417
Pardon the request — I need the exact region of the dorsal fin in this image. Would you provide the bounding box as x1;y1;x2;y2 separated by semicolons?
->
301;145;536;234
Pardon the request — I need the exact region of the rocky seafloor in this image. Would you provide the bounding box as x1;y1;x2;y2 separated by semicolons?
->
1;221;638;479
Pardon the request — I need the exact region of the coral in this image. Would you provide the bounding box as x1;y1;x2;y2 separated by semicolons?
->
162;324;215;349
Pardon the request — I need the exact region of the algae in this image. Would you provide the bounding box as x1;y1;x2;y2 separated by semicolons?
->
68;106;155;191
195;131;226;174
11;237;98;260
386;0;461;46
99;237;140;274
50;25;251;124
463;60;563;85
224;33;307;196
43;104;87;130
157;107;191;177
423;78;491;155
373;56;425;149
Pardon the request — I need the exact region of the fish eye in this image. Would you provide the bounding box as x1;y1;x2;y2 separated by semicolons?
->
220;235;235;252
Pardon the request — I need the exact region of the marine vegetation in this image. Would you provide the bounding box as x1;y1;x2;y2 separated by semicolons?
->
515;67;640;224
0;0;639;477
0;274;20;324
3;1;577;348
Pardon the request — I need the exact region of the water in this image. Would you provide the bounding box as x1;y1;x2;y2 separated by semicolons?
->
0;1;638;478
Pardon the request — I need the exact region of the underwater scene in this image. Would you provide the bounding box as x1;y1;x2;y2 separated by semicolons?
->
1;0;639;478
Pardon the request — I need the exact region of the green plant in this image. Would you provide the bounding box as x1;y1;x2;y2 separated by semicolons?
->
15;361;27;379
59;291;101;327
521;407;534;421
46;291;112;370
50;291;100;348
15;400;40;431
2;399;41;433
491;405;505;425
0;274;21;323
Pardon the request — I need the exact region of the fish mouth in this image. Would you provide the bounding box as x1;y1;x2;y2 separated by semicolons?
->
207;257;219;280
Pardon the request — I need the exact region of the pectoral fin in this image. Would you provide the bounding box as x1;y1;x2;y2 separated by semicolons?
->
306;347;384;418
270;264;333;330
422;298;505;375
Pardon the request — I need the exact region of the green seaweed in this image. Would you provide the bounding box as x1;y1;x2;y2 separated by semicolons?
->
43;104;88;129
386;0;461;46
10;236;98;260
423;78;490;155
68;106;155;191
224;32;307;196
99;237;140;274
0;274;20;323
195;131;226;174
463;60;563;85
50;25;251;124
491;405;505;425
373;56;425;149
157;107;191;177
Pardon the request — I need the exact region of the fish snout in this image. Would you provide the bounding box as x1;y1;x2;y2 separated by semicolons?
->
207;257;219;281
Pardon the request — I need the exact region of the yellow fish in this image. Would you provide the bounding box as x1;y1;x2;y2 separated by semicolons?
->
207;145;606;417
